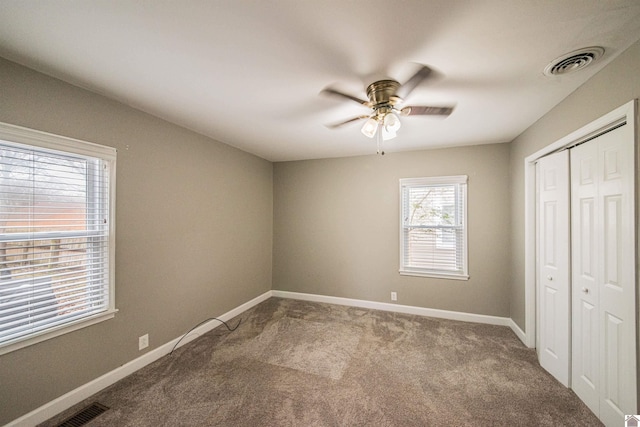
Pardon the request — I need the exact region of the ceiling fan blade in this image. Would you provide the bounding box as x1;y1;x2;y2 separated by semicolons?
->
326;115;370;129
400;106;454;116
321;87;372;107
396;65;433;100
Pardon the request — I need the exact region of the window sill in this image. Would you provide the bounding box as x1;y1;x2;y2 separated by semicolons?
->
399;270;469;281
0;309;118;355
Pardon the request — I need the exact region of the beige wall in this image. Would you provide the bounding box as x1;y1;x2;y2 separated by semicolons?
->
273;143;511;317
0;58;273;424
509;39;640;330
4;34;640;424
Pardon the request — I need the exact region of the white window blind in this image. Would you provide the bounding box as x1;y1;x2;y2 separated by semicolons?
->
399;176;468;279
0;123;116;353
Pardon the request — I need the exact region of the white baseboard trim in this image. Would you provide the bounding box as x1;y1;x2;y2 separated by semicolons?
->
508;318;528;346
271;290;512;327
7;290;272;427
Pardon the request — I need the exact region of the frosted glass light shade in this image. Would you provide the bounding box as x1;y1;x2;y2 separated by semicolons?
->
383;112;401;133
382;127;397;140
361;118;378;138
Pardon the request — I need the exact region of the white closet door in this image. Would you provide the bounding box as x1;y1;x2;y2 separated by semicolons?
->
570;139;599;413
571;124;637;426
536;150;570;386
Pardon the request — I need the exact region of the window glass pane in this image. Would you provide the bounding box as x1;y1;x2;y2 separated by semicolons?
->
400;176;467;279
436;229;456;249
405;185;456;227
0;149;93;235
0;138;113;350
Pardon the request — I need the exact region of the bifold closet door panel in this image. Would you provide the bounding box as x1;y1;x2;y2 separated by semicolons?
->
570;124;637;426
570;140;599;414
536;150;570;387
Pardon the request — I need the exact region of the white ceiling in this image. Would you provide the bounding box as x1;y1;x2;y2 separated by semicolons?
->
1;1;640;161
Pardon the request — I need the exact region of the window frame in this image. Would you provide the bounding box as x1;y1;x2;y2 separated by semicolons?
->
0;122;117;355
399;175;469;280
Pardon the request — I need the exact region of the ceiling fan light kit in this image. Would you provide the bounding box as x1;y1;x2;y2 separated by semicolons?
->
322;65;454;155
360;107;401;139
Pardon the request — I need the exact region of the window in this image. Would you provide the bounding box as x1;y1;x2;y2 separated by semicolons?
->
399;175;468;279
0;123;116;354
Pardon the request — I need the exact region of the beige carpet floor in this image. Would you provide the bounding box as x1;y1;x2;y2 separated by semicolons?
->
41;298;602;426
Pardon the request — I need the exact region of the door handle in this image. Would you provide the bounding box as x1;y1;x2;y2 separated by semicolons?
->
582;287;589;294
547;275;553;281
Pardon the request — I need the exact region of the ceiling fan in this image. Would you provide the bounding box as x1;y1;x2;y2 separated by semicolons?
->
321;64;454;153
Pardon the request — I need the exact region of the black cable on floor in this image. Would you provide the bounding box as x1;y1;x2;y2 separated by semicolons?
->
170;317;241;356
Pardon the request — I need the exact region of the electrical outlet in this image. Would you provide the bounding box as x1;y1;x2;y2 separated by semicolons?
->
391;292;397;301
139;334;149;350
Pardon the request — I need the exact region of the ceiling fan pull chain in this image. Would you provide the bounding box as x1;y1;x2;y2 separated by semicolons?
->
376;124;385;155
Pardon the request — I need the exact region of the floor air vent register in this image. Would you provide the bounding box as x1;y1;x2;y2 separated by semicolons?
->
55;403;109;427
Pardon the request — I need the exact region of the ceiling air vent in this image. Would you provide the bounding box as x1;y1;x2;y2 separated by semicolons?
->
544;47;605;76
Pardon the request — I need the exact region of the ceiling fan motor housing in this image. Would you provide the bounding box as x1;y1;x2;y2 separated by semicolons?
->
366;80;401;107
